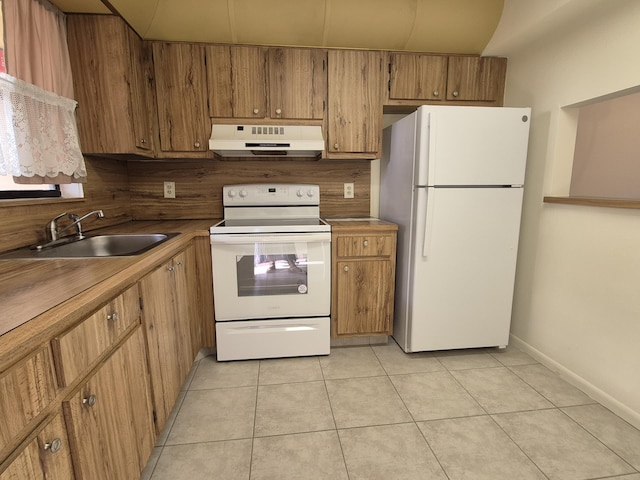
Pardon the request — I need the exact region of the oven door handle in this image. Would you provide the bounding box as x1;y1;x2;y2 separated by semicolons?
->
210;233;331;244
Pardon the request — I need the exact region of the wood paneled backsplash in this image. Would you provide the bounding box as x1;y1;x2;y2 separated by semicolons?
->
127;159;371;220
0;157;132;252
0;156;371;252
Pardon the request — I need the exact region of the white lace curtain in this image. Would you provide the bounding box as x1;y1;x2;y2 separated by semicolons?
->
0;0;86;184
0;73;86;181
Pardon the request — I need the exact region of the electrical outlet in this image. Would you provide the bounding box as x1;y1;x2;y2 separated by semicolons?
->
344;182;354;199
163;181;175;199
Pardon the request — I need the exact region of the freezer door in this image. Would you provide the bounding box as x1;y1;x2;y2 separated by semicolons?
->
405;186;524;352
419;106;531;186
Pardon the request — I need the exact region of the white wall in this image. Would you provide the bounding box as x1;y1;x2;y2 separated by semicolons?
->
486;0;640;428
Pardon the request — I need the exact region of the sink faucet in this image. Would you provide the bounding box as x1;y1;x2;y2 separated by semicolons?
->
46;210;104;241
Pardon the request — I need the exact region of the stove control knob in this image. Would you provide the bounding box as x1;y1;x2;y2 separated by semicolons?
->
307;189;315;198
296;189;304;198
227;189;237;198
239;189;248;198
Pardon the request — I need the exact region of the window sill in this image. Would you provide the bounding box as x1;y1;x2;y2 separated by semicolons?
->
543;196;640;209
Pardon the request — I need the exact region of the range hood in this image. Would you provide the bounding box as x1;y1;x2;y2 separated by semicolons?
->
209;124;324;158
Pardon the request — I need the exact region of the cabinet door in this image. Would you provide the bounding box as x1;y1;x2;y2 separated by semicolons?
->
153;42;209;152
139;253;194;434
67;15;153;156
446;56;507;102
327;50;383;157
128;32;154;151
335;260;393;336
63;327;154;480
0;412;73;480
269;47;326;120
207;45;267;118
388;53;447;101
0;346;58;453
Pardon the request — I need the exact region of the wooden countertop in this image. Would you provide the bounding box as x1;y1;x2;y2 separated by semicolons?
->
324;217;398;231
0;219;216;372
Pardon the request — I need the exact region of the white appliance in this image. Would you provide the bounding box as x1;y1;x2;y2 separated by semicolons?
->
209;124;324;157
210;184;331;361
379;105;531;352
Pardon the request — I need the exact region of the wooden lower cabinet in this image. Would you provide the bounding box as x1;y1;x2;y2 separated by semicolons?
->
63;327;155;480
139;246;197;434
329;220;398;337
0;412;73;480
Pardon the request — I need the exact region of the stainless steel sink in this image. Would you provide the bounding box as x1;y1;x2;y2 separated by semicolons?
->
0;233;178;259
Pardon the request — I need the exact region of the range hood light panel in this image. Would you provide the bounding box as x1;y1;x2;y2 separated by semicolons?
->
209;124;324;158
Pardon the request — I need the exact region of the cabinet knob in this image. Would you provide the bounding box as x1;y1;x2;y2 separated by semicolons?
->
194;140;201;148
333;143;339;150
167;265;175;272
175;260;183;267
140;138;147;144
82;394;97;408
433;90;439;97
275;108;282;115
363;240;369;247
107;312;119;322
43;438;62;454
343;265;349;272
452;91;459;97
253;108;259;114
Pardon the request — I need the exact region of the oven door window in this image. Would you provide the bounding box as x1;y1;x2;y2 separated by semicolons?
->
237;244;308;296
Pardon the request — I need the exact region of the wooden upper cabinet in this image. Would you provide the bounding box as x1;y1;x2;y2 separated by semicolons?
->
388;53;448;101
206;45;267;118
327;50;383;158
268;47;326;120
447;56;507;102
153;42;210;153
67;15;155;156
207;46;326;121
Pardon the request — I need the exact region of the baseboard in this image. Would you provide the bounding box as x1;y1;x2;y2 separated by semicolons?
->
510;334;640;430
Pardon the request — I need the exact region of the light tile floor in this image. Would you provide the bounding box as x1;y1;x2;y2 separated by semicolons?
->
141;341;640;480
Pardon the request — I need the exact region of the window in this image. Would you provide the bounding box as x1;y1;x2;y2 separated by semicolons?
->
0;175;61;199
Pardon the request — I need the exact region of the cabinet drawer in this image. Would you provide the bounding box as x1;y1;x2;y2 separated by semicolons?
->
0;411;73;480
0;346;58;453
336;235;394;258
51;285;140;387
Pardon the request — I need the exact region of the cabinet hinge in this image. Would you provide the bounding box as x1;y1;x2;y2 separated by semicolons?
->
139;296;144;311
388;80;391;92
388;63;392;74
152;410;157;424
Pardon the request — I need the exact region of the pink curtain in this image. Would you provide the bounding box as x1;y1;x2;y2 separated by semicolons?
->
1;0;85;184
3;0;74;98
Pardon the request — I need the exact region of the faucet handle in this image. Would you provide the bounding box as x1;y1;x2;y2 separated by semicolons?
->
46;212;68;242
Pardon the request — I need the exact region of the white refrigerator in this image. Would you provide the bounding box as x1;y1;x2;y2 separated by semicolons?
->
379;105;531;352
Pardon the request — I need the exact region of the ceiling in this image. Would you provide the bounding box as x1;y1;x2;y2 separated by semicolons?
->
49;0;505;54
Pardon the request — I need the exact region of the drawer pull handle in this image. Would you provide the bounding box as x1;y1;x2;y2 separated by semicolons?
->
82;394;97;408
343;265;349;272
44;438;62;454
107;312;119;322
363;240;369;247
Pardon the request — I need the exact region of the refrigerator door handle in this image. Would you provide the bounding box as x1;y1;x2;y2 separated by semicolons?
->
422;188;436;259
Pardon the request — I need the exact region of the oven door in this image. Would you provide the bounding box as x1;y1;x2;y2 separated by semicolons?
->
211;232;331;321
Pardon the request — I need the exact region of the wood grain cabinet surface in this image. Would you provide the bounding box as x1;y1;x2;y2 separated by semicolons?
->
67;14;155;156
51;285;140;388
152;42;210;155
139;246;198;434
62;327;155;480
207;45;326;122
0;412;73;480
329;221;398;337
0;345;58;455
327;50;384;159
386;52;507;106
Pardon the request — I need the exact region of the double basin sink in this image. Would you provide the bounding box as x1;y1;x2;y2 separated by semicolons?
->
0;233;177;259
